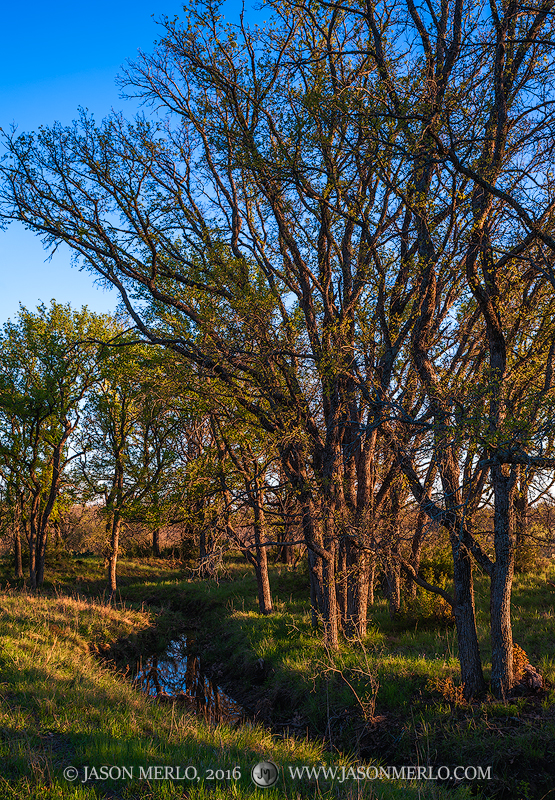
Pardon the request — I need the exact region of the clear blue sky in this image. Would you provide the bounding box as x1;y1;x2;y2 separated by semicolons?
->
0;0;247;324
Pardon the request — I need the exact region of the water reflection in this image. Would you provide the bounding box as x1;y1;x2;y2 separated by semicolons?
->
133;636;245;724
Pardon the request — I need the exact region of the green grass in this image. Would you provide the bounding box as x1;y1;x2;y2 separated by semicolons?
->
2;553;555;797
108;555;555;799
0;587;477;800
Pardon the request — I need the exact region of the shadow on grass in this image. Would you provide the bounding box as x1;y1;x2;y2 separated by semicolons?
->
0;652;453;800
103;561;555;800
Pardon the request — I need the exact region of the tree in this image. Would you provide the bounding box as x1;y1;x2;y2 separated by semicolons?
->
3;0;555;698
211;411;278;615
0;302;111;588
0;2;407;648
78;339;183;594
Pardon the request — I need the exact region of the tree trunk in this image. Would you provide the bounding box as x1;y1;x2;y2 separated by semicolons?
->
108;512;122;596
254;543;273;615
308;548;321;628
36;526;49;587
253;498;273;615
322;550;340;648
451;542;486;699
28;505;39;590
345;538;369;637
336;537;348;630
199;507;218;578
490;463;516;698
13;519;23;579
384;558;401;617
320;504;340;648
198;524;211;576
152;526;162;558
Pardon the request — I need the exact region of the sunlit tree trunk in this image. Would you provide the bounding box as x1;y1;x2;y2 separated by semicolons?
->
108;511;122;596
490;463;516;698
253;487;273;615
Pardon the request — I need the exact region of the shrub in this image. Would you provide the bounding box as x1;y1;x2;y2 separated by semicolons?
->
403;567;454;623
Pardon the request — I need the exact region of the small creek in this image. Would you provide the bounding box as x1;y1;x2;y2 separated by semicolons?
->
131;633;246;724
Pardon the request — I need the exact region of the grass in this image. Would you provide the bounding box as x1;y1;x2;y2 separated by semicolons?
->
0;586;477;800
1;552;555;797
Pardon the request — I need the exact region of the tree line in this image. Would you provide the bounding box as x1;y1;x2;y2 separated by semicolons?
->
2;0;555;700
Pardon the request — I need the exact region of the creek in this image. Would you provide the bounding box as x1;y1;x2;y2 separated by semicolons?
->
131;632;246;724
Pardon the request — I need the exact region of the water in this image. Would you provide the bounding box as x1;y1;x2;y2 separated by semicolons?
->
133;634;245;724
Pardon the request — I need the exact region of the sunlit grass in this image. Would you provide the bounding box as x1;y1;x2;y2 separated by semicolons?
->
0;588;476;800
2;552;554;796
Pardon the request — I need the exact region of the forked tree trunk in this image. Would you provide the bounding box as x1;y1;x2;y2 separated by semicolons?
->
306;538;339;646
108;512;122;596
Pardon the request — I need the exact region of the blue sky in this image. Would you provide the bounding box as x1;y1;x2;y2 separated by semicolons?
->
0;0;246;324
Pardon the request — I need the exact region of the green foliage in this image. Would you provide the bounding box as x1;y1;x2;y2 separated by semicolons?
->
0;302;117;584
403;568;454;624
419;546;455;581
514;524;551;574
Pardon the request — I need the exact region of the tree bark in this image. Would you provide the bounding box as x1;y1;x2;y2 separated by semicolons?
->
345;539;370;637
308;547;321;629
452;542;487;699
321;550;340;648
36;527;49;587
253;495;273;615
490;463;516;698
152;526;162;558
337;537;348;629
28;498;39;590
108;511;122;596
13;512;23;579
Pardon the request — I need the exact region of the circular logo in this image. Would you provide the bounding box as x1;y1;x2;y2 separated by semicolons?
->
63;766;78;782
251;760;279;788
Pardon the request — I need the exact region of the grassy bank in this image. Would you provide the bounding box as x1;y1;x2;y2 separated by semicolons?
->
112;556;555;799
1;554;554;798
0;587;477;800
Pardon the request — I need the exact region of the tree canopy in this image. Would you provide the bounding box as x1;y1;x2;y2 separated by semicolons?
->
2;0;555;697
